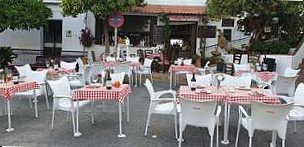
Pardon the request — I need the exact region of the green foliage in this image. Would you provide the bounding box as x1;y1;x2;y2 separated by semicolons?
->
61;0;145;20
206;0;304;47
0;0;52;32
0;47;17;69
160;14;170;43
251;41;291;54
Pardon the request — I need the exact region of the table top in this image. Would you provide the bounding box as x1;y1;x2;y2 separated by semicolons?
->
178;86;280;105
0;82;39;100
72;84;131;103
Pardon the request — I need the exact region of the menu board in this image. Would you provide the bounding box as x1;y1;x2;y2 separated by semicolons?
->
153;26;163;44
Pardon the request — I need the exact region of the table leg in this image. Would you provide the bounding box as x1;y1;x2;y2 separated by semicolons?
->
135;69;138;87
74;99;82;137
6;100;14;132
127;96;130;122
33;89;38;118
270;131;277;147
118;102;126;138
169;73;173;90
221;103;231;144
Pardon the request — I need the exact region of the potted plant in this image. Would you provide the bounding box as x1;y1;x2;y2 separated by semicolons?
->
79;28;94;64
0;47;17;82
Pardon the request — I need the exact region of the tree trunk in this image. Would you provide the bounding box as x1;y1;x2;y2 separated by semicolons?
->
102;19;110;54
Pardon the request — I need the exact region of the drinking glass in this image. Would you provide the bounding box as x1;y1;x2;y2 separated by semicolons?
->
91;75;98;84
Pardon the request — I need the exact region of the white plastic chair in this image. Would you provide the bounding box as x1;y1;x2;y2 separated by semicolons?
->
138;58;153;86
46;76;91;134
233;63;251;76
14;70;49;118
177;98;221;147
144;79;178;138
282;67;300;77
106;56;116;62
183;59;192;65
60;61;77;70
197;61;210;75
235;76;252;87
127;57;140;63
273;75;298;96
186;74;212;86
220;74;237;87
235;102;293;147
15;64;32;77
279;83;304;133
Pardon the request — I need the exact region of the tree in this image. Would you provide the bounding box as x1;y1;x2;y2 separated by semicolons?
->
61;0;145;54
0;0;52;33
206;0;304;47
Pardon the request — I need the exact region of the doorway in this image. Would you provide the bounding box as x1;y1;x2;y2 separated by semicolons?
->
43;20;62;58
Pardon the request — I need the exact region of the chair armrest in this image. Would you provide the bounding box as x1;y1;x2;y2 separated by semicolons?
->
154;90;176;99
278;95;294;104
215;106;221;117
239;106;249;118
53;95;72;99
176;103;181;113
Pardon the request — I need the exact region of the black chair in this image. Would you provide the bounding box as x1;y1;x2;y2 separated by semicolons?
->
144;50;153;57
248;53;260;64
262;58;276;71
233;51;243;64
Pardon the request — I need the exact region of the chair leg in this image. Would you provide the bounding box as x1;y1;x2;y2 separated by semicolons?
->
144;112;151;136
235;115;242;147
174;74;177;86
51;99;56;130
150;73;153;83
216;119;219;147
66;112;69;122
282;139;285;147
91;101;95;125
178;113;183;147
210;135;214;147
174;113;178;139
249;137;252;147
271;131;277;147
140;73;142;86
43;86;50;109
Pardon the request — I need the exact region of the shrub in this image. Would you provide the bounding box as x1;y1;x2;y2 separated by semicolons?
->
251;41;291;54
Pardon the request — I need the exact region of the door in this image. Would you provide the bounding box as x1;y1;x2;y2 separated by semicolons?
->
223;29;232;41
43;20;62;58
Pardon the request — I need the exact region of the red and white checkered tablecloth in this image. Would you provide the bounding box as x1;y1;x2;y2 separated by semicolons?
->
236;70;252;77
224;87;280;105
0;82;40;100
129;62;143;70
169;65;198;73
72;84;131;103
37;68;75;74
255;72;276;83
178;86;227;102
103;61;116;68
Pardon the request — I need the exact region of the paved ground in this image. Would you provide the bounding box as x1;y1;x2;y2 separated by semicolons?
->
0;80;303;147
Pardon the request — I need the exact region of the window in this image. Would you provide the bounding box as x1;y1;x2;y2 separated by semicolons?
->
222;19;234;27
206;26;216;38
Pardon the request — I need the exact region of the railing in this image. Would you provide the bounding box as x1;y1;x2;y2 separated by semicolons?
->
11;48;87;66
205;36;251;57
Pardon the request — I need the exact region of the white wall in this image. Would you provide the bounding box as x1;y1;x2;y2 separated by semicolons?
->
0;29;41;50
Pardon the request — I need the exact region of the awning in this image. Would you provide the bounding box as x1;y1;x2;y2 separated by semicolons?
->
132;4;206;15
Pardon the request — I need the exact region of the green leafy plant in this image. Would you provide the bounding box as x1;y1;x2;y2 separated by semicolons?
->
251;41;291;54
0;47;17;69
0;0;52;33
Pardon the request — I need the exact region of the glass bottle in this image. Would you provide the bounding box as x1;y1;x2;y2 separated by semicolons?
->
106;71;112;90
190;73;196;91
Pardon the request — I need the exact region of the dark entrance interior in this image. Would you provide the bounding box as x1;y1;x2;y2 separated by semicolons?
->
43;20;62;58
169;23;197;60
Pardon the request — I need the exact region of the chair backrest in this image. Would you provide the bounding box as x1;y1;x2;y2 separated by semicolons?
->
60;61;77;70
76;58;85;73
106;56;116;62
111;72;125;85
204;61;210;70
294;83;304;105
144;79;155;100
46;76;71;97
144;50;153;57
283;67;300;77
221;74;237;87
235;76;252;87
179;98;217;130
251;102;292;131
127;57;140;63
143;58;153;68
233;63;250;75
186;74;212;86
25;70;47;83
233;52;243;64
183;59;192;65
248;54;260;64
15;64;32;77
